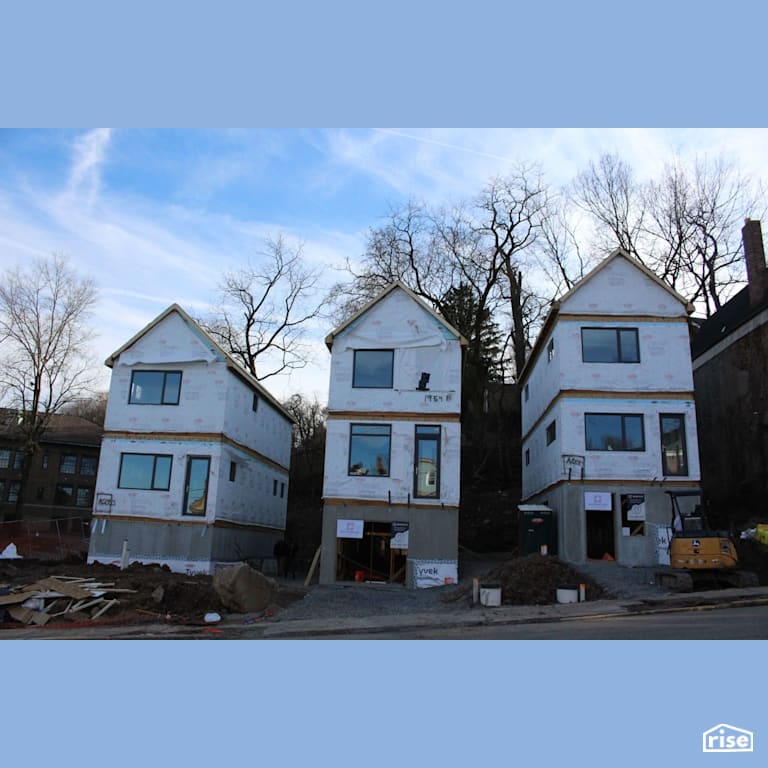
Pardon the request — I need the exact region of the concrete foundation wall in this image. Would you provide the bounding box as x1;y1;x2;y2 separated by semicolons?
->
526;482;697;566
87;517;283;574
320;503;458;587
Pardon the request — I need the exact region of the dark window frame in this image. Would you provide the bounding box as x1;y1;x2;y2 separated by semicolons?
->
659;413;688;476
581;327;640;364
229;461;237;482
0;449;10;469
80;455;98;476
59;454;77;474
128;370;183;405
546;420;556;445
414;424;441;499
348;423;392;477
75;486;94;508
547;338;555;363
352;349;394;389
118;453;173;491
54;483;74;506
585;413;646;452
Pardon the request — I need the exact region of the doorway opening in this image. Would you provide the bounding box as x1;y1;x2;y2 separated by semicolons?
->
336;521;407;583
586;509;615;560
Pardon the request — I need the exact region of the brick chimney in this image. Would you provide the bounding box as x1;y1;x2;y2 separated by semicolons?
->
742;218;768;308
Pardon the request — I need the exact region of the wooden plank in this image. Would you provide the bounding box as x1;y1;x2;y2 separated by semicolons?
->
0;591;39;606
31;578;91;599
91;599;118;619
71;598;104;614
304;546;321;587
7;606;50;625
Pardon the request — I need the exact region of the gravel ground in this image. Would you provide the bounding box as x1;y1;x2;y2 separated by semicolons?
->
272;555;670;621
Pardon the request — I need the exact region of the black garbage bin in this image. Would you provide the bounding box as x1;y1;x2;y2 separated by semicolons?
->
518;505;554;555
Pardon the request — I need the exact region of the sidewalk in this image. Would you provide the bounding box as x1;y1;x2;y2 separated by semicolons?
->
253;585;768;638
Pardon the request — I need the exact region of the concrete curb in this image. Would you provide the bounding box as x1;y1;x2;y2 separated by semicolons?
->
253;588;768;639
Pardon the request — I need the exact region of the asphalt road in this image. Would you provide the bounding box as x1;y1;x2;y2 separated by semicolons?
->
299;605;768;640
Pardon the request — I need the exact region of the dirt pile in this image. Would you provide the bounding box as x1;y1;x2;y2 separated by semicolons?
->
445;554;609;605
0;558;305;628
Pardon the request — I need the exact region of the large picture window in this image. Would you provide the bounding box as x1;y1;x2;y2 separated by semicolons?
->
118;453;173;490
353;350;394;388
581;328;640;363
585;414;645;451
660;414;688;476
129;370;182;405
415;425;440;498
348;424;391;476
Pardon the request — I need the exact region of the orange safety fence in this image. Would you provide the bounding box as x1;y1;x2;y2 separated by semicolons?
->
0;517;90;561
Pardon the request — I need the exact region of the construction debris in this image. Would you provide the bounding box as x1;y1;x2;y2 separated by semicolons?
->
0;574;130;624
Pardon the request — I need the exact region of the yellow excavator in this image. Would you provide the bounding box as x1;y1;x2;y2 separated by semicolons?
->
657;491;758;591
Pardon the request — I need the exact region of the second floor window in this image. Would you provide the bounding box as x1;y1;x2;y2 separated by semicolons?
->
118;453;173;490
353;350;394;388
585;413;645;451
660;414;688;476
348;424;391;476
582;328;640;363
129;370;182;405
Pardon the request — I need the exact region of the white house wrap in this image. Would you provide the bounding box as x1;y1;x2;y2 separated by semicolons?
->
319;283;467;587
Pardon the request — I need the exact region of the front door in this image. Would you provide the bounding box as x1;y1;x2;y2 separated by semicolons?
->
183;457;210;516
586;509;615;559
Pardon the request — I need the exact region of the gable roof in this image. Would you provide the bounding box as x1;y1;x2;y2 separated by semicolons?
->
105;304;294;423
557;248;693;311
324;281;468;350
519;249;693;384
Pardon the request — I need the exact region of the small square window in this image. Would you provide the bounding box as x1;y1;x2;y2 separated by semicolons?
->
353;350;394;388
80;456;98;476
75;487;93;508
55;484;74;505
59;454;77;474
546;420;556;445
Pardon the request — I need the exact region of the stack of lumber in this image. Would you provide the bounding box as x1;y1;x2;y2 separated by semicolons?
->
0;575;136;625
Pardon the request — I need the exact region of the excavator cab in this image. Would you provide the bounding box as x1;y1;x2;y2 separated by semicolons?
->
667;491;739;571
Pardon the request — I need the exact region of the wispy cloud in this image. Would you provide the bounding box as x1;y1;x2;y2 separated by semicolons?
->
64;128;112;205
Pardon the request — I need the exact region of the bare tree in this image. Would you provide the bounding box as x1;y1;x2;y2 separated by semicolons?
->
62;391;109;426
572;151;767;316
474;170;549;377
571;153;647;262
0;254;97;513
200;236;324;380
535;195;592;295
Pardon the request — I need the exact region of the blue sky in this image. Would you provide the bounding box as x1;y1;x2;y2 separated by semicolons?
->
2;127;767;403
